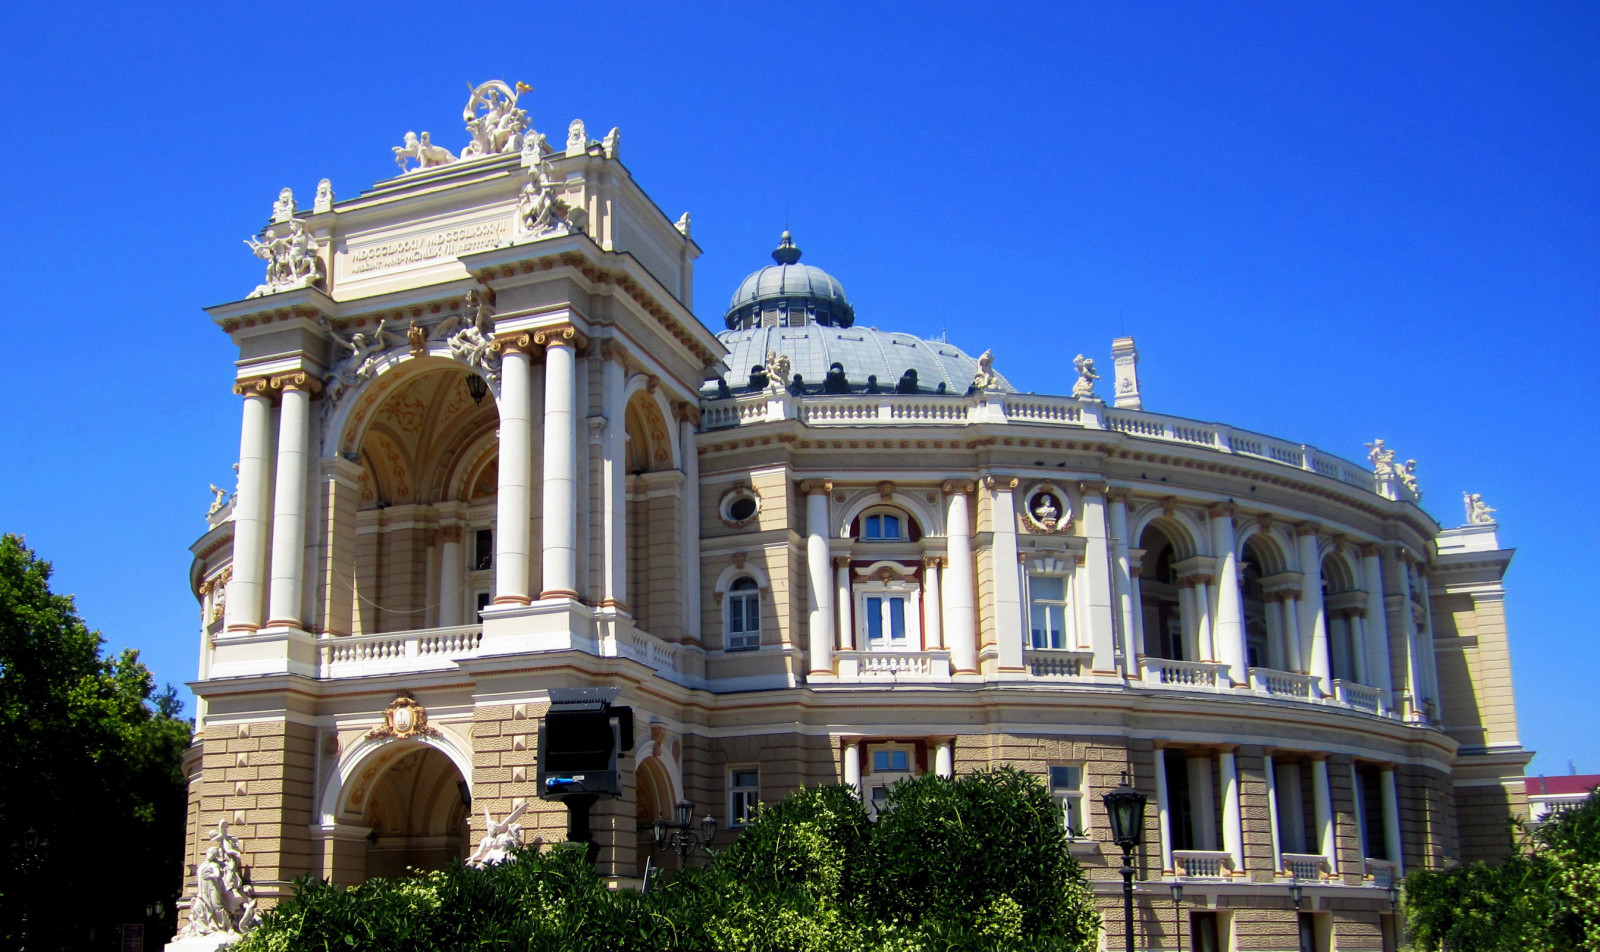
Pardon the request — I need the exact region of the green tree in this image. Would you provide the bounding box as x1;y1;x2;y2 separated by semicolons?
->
1403;789;1600;951
0;534;193;949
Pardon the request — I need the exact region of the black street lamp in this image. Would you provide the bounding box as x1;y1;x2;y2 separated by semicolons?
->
653;798;717;868
465;373;489;404
1169;882;1184;949
1101;770;1148;952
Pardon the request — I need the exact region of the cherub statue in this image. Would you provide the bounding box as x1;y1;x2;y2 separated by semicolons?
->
1464;492;1496;525
407;321;427;358
971;349;997;390
207;484;229;516
1365;439;1397;477
1071;354;1100;400
467;801;530;867
764;351;791;393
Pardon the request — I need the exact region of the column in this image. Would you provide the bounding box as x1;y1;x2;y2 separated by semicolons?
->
1209;505;1246;685
988;477;1024;670
1297;526;1330;694
1414;569;1440;716
1128;562;1147;660
1193;578;1213;661
1079;483;1116;671
835;557;853;650
1312;757;1337;874
226;378;274;632
1360;545;1394;700
921;557;943;649
1108;491;1137;673
1265;598;1286;671
601;347;627;609
266;374;317;628
1283;593;1304;672
842;740;861;792
1178;583;1198;661
1154;747;1174;873
437;527;463;627
493;337;533;604
1264;753;1282;874
1351;762;1367;858
934;740;954;779
1381;768;1404;874
802;480;834;675
539;327;582;599
1349;612;1368;683
318;457;361;639
1220;748;1245;873
942;481;977;673
679;410;700;636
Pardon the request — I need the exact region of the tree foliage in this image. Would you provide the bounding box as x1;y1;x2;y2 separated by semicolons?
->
0;534;193;948
1403;789;1600;951
236;767;1101;952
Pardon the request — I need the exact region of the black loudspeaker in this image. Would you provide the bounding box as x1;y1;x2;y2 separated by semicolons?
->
536;687;633;800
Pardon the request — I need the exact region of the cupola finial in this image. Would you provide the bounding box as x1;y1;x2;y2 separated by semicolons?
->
772;230;802;265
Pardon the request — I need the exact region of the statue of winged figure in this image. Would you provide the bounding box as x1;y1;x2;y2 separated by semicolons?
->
467;801;530;867
332;318;397;382
462;80;530;158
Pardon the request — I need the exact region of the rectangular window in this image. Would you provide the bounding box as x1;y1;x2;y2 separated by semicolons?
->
1050;764;1087;838
863;513;902;540
474;528;494;571
729;767;759;826
864;594;910;649
1029;574;1068;649
872;749;909;772
727;581;761;651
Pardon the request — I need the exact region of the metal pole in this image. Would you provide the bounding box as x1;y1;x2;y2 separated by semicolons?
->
1122;848;1136;952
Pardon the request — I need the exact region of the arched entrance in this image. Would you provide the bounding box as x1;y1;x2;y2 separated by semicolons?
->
361;745;472;878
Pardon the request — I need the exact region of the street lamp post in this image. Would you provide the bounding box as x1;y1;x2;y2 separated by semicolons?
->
653;799;717;869
1101;771;1148;952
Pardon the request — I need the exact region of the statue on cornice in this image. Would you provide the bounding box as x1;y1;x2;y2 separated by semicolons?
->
176;819;260;940
313;178;334;213
394;131;457;173
271;187;296;223
245;218;323;298
1397;458;1420;496
333;318;398;382
1365;439;1397;478
441;288;502;383
1071;354;1100;401
207;484;229;516
462;80;529;159
1464;492;1496;524
971;349;998;391
764;351;791;393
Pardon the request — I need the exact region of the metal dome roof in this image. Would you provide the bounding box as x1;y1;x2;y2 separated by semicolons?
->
724;232;855;330
712;323;1013;395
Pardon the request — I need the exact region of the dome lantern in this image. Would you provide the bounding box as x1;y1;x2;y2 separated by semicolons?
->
724;230;855;330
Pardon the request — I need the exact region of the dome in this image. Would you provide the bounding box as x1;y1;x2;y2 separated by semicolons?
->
724;231;855;330
712;323;1013;395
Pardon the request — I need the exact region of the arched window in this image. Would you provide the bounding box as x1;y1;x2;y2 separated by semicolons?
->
727;577;761;651
860;507;907;541
1139;526;1187;661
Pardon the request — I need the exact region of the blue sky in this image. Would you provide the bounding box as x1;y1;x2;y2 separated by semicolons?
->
0;2;1593;774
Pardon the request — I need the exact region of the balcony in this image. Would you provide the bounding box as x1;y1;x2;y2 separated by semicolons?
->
1141;657;1231;689
1249;667;1321;699
835;649;952;682
1334;680;1386;714
320;624;483;678
1025;647;1095;679
1280;852;1329;880
1173;850;1234;878
1365;857;1399;888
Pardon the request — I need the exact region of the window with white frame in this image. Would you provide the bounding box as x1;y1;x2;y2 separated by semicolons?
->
859;507;908;542
726;576;761;651
1050;764;1088;838
729;766;760;826
854;575;921;651
866;745;914;818
1029;573;1069;649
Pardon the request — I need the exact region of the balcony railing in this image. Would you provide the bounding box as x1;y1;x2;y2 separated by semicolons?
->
1173;850;1234;878
1141;657;1231;688
1249;667;1321;699
835;649;952;681
1334;680;1385;714
1024;648;1095;678
1365;857;1399;888
320;624;483;677
1281;852;1329;880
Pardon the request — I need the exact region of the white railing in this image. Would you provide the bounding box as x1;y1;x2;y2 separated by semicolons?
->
1334;680;1385;714
700;391;1381;496
1281;852;1329;880
1365;857;1398;887
620;629;680;676
1024;648;1094;678
321;624;483;676
1141;657;1231;688
1249;667;1321;699
1173;850;1233;878
835;650;952;681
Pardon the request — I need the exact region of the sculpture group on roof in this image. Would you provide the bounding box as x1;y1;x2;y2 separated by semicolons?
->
392;80;532;174
244;217;323;298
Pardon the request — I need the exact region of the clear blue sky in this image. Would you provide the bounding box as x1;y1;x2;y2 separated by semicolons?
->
0;2;1593;775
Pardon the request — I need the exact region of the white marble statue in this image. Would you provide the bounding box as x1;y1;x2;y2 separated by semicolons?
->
674;212;691;237
245;218;322;297
517;158;560;236
972;349;998;390
467;801;530;868
394;131;457;173
441;289;502;383
1365;439;1397;478
1398;458;1420;496
271;187;296;223
1464;492;1496;524
602;126;620;159
176;820;259;941
1071;354;1100;400
313;178;334;213
333;318;398;383
765;351;791;393
1032;493;1060;528
462;80;529;158
566;118;587;154
207;484;229;516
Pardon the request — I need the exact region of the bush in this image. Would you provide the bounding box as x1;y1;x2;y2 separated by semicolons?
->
235;769;1100;952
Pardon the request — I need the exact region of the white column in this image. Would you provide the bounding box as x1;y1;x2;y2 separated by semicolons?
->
921;557;943;649
680;412;700;635
989;477;1024;670
1414;570;1440;715
438;528;463;627
1381;767;1404;874
1264;753;1282;874
1128;565;1147;660
1283;594;1304;672
540;331;580;599
1351;761;1367;857
1298;527;1330;694
1194;579;1214;661
1079;483;1116;672
601;350;627;609
266;376;314;627
934;740;954;779
1349;612;1368;683
1178;583;1199;660
803;480;834;675
1108;492;1137;674
1154;748;1174;873
942;481;977;673
1220;748;1245;873
494;343;533;604
1360;545;1394;700
842;740;861;793
835;558;853;650
226;379;274;632
1210;506;1246;685
1312;757;1337;874
1265;598;1286;671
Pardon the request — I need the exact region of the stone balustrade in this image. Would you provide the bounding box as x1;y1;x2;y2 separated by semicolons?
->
1335;680;1386;714
320;624;483;677
1025;648;1095;678
836;649;952;681
1365;857;1399;887
1141;657;1232;688
1173;850;1234;878
1250;667;1322;699
1281;852;1329;880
